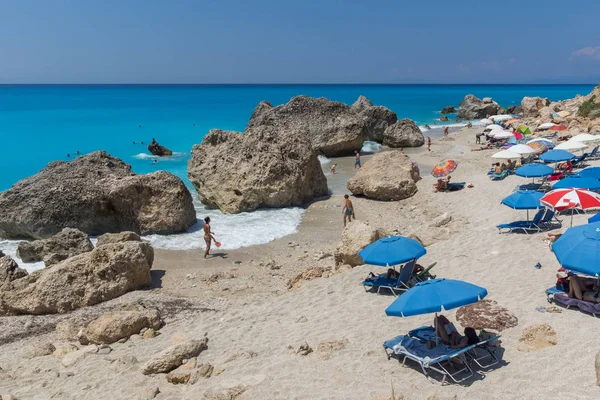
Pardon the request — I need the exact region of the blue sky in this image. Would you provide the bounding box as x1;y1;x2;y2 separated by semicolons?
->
0;0;599;84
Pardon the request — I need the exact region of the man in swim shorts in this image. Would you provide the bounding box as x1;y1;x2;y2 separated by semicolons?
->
354;151;361;169
342;194;355;227
203;216;217;259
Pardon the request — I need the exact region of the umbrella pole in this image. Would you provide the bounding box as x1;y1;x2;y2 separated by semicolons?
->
527;210;530;222
571;209;574;227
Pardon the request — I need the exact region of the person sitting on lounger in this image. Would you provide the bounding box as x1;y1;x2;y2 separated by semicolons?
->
493;163;503;174
433;315;479;349
567;275;600;303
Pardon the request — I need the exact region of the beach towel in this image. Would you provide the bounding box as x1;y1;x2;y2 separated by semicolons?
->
392;336;453;366
553;293;600;316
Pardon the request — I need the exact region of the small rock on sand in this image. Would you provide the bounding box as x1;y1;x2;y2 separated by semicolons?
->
141;338;209;375
429;213;452;228
296;343;313;356
21;342;56;359
52;344;79;359
136;386;160;400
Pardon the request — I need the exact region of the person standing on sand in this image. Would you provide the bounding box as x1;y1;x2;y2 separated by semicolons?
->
427;137;431;151
203;217;217;259
354;151;361;169
443;126;449;137
342;194;355;227
330;163;337;174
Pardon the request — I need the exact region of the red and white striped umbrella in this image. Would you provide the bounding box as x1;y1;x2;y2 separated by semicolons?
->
540;188;600;212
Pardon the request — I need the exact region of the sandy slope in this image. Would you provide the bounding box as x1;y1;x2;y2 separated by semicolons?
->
1;126;600;400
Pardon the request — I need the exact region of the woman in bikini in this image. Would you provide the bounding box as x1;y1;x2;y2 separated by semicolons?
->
203;217;217;259
434;315;479;349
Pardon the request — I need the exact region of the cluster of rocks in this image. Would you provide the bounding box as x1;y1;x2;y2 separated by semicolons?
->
0;151;196;239
519;85;600;133
188;95;424;213
0;230;153;315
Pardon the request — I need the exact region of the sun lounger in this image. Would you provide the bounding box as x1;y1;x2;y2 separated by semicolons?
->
363;260;416;296
489;170;508;180
571;154;588;169
496;209;546;234
542;132;558;139
546;286;600;317
407;326;501;369
584;146;599;160
413;262;437;282
383;335;475;384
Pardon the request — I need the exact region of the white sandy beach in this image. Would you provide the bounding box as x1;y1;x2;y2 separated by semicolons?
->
1;126;600;400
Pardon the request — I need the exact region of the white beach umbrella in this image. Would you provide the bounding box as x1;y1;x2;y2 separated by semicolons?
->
554;140;588;151
490;115;513;121
538;122;556;130
510;144;537;155
571;133;600;143
480;118;493;125
485;124;499;130
492;149;521;159
492;131;514;139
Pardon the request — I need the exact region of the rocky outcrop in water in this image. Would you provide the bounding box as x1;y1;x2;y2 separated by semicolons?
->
17;228;94;267
246;95;422;156
457;95;501;120
350;96;398;142
441;106;456;114
188;126;328;213
147;139;173;156
247;96;367;156
383;119;425;148
0;238;154;316
507;105;523;114
0;151;196;239
347;150;420;201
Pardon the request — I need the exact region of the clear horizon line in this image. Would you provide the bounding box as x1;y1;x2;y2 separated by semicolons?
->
0;82;598;86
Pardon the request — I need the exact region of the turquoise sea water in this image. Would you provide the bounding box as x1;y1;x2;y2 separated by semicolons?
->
0;84;595;191
0;84;595;264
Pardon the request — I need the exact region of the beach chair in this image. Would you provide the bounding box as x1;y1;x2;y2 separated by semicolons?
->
538;209;561;230
571;154;588;169
489;170;508;181
363;260;416;296
583;146;599;160
549;170;566;181
542;132;558;139
383;335;475;384
407;326;501;369
546;286;600;317
496;208;546;234
413;262;437;282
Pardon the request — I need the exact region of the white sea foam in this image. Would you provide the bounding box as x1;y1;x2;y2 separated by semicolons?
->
144;203;304;251
133;152;187;161
419;120;485;132
361;141;382;153
318;155;330;165
0;239;45;274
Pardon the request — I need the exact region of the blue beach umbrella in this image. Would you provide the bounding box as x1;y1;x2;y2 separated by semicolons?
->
552;222;600;276
501;190;544;210
515;163;553;178
588;213;600;224
578;167;600;179
539;149;575;163
359;236;426;267
385;278;488;317
553;176;600;190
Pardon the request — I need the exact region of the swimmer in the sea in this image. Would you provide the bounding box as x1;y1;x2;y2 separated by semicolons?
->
67;153;70;158
75;150;80;155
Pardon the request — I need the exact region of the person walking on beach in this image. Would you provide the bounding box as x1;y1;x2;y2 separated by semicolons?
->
354;151;361;169
203;217;217;259
330;163;337;174
427;137;431;151
342;194;355;227
443;126;449;137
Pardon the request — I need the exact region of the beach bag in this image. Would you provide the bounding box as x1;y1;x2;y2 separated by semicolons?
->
556;268;570;292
